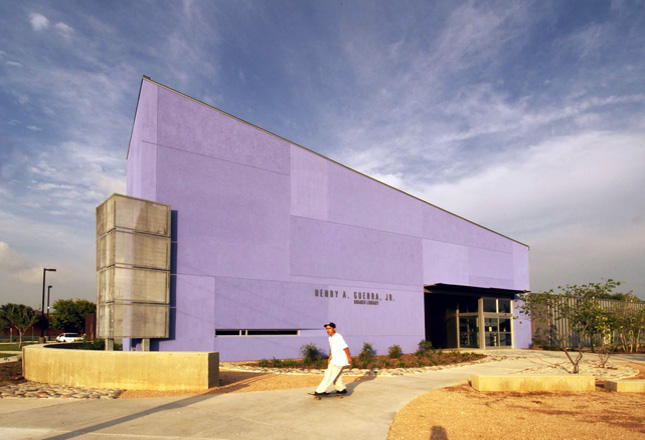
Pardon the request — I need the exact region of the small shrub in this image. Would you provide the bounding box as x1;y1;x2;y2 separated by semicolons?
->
418;340;433;352
313;359;327;369
397;359;408;368
300;343;322;366
282;359;299;368
258;359;269;368
388;344;403;359
78;339;122;351
359;342;375;368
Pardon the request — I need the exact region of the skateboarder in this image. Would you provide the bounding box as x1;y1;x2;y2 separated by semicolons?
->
313;322;352;396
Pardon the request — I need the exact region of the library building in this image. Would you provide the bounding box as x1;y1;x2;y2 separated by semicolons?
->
116;77;531;361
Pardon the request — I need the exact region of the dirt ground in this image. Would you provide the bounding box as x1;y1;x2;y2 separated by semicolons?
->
0;361;24;386
388;362;645;440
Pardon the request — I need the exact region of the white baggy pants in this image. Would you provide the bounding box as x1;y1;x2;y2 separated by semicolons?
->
315;363;345;393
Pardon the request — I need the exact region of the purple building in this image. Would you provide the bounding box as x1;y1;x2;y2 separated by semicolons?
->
126;77;531;361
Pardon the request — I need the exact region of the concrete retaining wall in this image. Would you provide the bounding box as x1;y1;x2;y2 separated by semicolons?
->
471;374;595;392
605;380;645;392
23;344;219;390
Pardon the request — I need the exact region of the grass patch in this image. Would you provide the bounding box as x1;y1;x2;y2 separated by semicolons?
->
0;343;35;351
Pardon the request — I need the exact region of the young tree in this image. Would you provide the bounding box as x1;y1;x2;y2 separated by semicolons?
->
518;279;622;373
49;299;96;334
0;303;39;348
613;297;645;353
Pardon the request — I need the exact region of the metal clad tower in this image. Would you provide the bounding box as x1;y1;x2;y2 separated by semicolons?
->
96;193;171;348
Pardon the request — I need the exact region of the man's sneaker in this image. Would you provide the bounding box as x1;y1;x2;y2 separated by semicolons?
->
335;389;347;395
313;391;327;396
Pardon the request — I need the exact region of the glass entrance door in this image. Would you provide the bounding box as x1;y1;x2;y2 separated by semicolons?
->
483;298;513;347
459;316;479;348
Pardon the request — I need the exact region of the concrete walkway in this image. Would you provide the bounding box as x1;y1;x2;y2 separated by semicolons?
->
0;351;20;363
0;350;642;440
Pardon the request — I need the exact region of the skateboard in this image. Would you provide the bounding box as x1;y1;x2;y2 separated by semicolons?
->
308;392;347;400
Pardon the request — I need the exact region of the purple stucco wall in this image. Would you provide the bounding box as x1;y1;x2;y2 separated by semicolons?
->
126;78;531;360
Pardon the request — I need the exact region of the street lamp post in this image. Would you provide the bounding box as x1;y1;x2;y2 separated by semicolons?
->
47;285;52;316
41;268;56;337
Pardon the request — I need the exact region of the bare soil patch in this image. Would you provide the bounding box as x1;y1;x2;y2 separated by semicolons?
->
0;361;24;386
388;362;645;440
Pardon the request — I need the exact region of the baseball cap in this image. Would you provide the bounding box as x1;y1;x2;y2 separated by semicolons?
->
323;322;336;328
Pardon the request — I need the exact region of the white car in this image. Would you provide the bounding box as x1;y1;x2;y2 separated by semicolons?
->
55;333;82;342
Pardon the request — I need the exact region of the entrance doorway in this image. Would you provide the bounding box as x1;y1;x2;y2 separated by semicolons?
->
424;284;518;350
459;316;479;348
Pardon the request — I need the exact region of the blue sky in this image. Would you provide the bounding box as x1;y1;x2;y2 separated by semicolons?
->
1;0;644;307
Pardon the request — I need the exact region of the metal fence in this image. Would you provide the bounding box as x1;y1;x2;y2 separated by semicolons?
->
531;297;645;350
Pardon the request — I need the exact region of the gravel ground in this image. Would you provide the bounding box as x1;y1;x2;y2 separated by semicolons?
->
388;362;645;440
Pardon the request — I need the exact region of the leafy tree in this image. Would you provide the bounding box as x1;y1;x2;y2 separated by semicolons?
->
612;298;645;353
49;299;96;333
0;303;39;348
518;279;622;373
0;314;9;333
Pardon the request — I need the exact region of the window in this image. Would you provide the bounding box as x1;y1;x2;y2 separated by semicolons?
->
483;298;497;313
215;329;299;337
483;299;513;348
459;297;479;313
459;316;479;348
499;299;511;313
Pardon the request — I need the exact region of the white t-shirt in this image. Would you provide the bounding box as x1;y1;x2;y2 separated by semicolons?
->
329;332;349;367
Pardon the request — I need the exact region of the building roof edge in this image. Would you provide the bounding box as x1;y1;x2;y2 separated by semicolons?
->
137;76;530;249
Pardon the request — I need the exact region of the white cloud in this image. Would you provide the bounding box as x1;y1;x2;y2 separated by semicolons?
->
54;22;74;35
529;220;645;295
0;241;41;284
5;61;23;68
409;129;645;297
416;130;645;234
0;209;97;306
26;125;41;132
16;93;29;105
29;12;49;31
97;174;126;195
